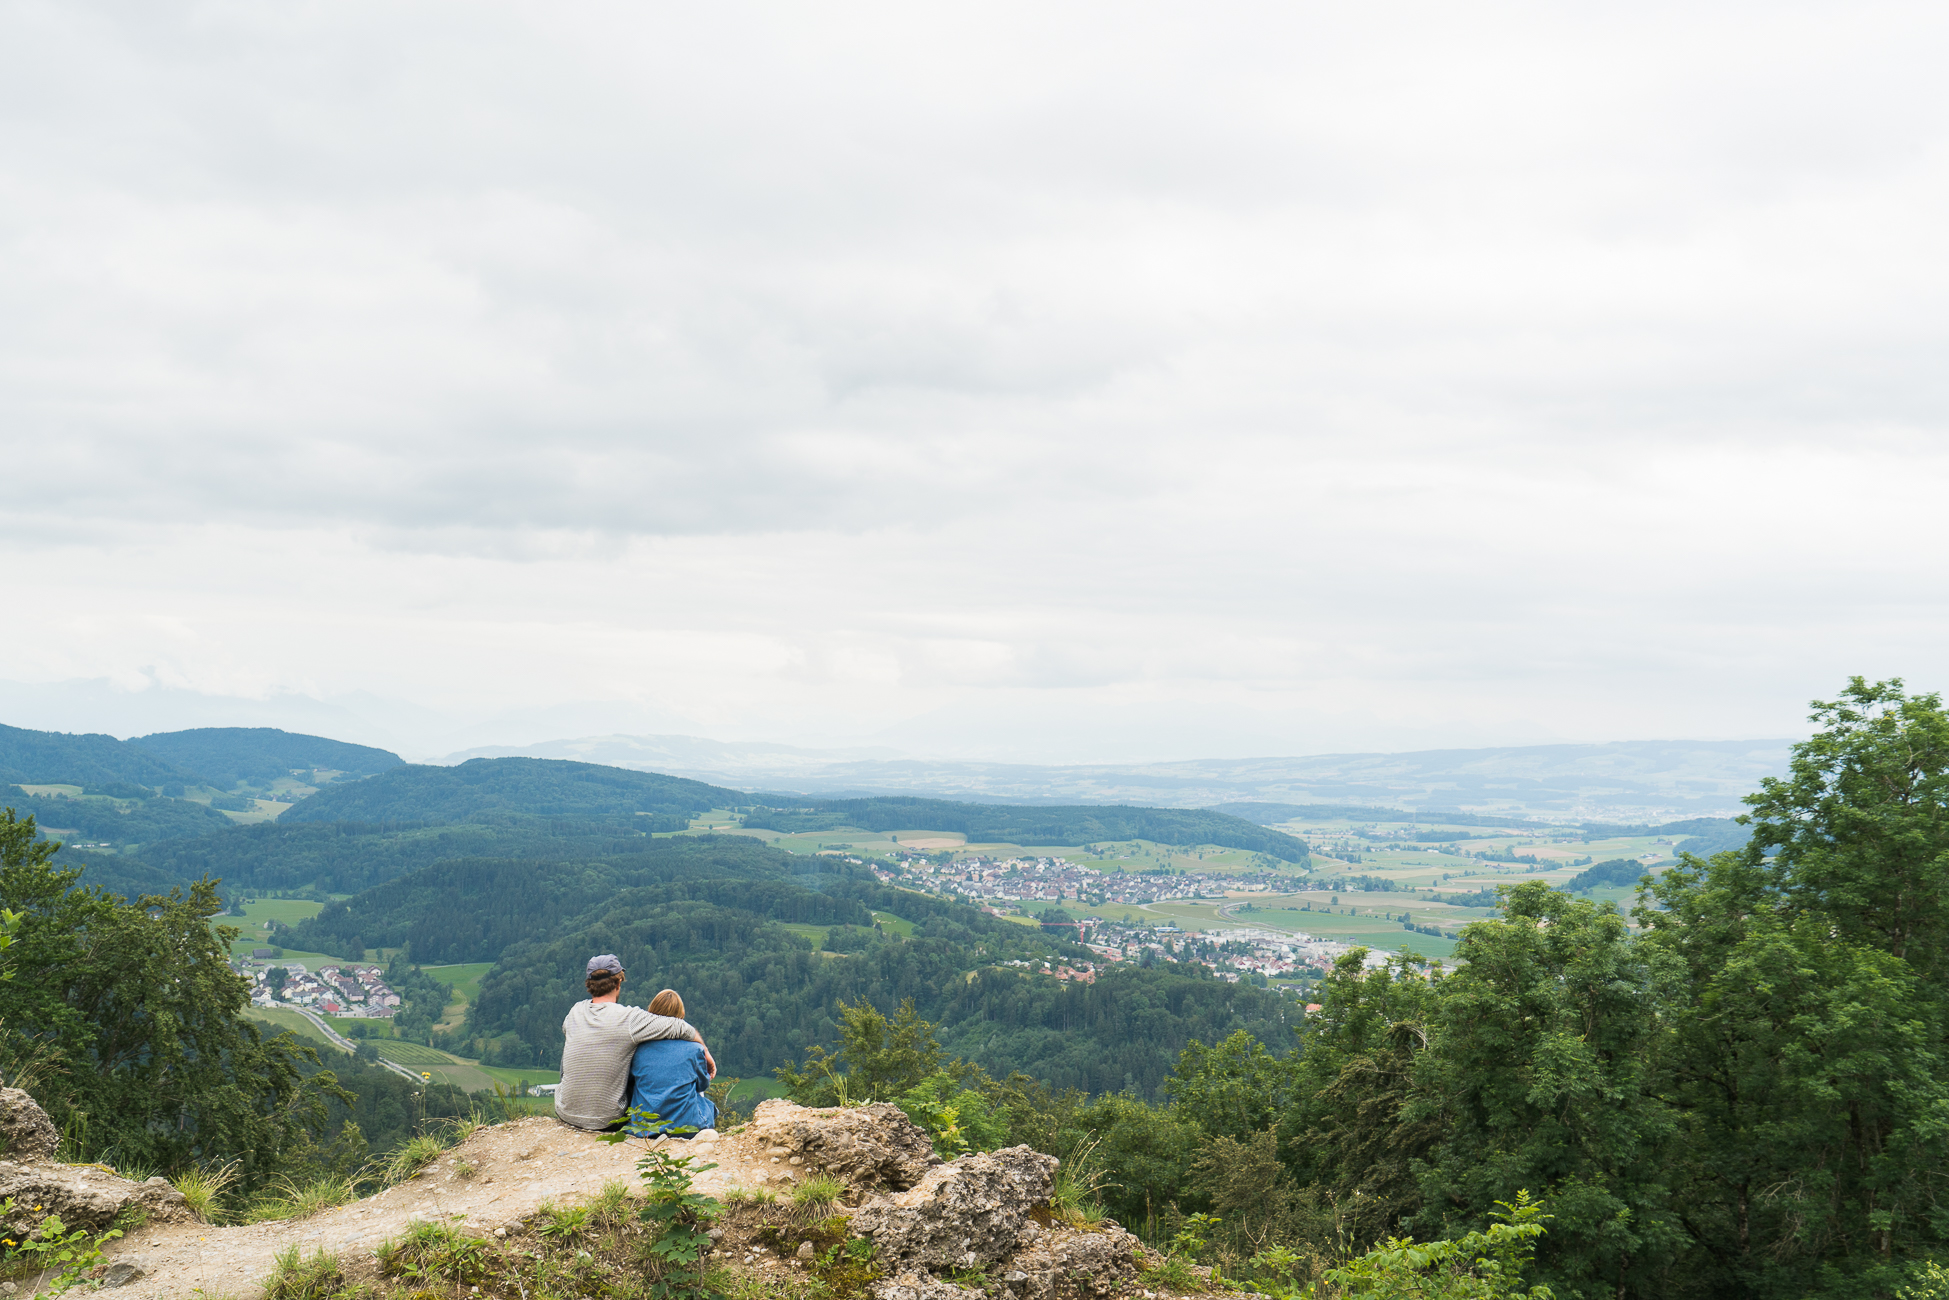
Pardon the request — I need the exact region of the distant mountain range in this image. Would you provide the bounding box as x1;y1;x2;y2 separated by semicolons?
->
438;733;1790;821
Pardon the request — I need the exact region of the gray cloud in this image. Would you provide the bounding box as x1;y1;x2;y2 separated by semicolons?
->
3;0;1947;757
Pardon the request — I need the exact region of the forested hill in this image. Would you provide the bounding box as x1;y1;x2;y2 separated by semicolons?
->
280;757;744;826
744;796;1309;863
130;726;403;787
284;835;839;961
0;721;198;787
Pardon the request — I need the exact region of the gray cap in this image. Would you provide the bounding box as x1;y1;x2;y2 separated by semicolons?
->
586;953;624;975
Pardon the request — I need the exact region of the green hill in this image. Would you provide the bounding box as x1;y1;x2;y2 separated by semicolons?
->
130;726;404;788
135;817;687;896
5;787;236;845
0;722;197;788
746;796;1310;863
284;836;832;961
281;757;743;826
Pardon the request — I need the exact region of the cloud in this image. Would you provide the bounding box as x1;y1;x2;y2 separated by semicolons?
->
1;0;1945;757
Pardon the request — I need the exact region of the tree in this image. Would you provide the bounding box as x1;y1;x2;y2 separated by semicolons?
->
267;966;289;999
1410;884;1678;1300
0;808;345;1181
1745;677;1949;978
1278;950;1446;1250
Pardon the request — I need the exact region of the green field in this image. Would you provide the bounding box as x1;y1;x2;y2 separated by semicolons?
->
245;1006;342;1051
372;1040;561;1094
424;962;495;1004
869;910;915;937
221;899;366;964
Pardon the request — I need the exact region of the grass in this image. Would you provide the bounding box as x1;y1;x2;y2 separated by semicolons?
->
245;1007;344;1051
371;1039;454;1065
262;1245;346;1300
421;961;494;1004
171;1159;241;1222
377;1218;490;1286
246;1175;357;1223
790;1175;847;1217
382;1133;450;1184
1051;1134;1110;1228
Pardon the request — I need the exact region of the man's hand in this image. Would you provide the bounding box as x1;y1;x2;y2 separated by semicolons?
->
703;1046;717;1078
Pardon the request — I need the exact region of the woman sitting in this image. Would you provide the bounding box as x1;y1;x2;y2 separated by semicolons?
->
626;989;718;1137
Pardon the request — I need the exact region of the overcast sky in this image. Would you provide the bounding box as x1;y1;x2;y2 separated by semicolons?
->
3;1;1945;760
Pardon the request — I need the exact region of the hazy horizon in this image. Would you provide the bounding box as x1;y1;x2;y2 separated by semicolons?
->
5;3;1944;759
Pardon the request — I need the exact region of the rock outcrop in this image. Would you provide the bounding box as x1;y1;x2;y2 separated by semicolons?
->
849;1144;1158;1299
851;1145;1057;1272
0;1088;190;1238
746;1099;939;1190
0;1086;59;1160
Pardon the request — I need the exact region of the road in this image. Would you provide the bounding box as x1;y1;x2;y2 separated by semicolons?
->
279;1003;428;1085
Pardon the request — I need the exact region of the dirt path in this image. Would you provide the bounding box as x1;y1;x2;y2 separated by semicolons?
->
101;1116;799;1299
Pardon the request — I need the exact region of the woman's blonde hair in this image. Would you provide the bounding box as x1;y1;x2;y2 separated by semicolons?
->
648;988;685;1018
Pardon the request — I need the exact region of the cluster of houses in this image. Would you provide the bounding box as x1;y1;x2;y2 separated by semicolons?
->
881;853;1289;907
238;960;402;1016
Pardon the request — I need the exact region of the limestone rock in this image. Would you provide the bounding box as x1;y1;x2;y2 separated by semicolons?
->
1003;1223;1151;1299
97;1262;146;1288
0;1162;190;1236
746;1099;938;1190
0;1088;58;1160
850;1145;1058;1272
870;1270;984;1300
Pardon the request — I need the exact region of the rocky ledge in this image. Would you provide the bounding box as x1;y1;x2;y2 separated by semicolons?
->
0;1087;193;1276
750;1099;1208;1300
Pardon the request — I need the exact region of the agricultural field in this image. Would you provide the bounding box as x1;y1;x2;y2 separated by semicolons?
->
372;1039;562;1094
244;1006;339;1050
220;898;362;964
423;961;496;1028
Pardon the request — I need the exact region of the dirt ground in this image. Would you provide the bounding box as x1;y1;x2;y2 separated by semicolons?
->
95;1115;819;1299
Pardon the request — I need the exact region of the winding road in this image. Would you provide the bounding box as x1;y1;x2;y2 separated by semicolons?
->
277;1003;428;1085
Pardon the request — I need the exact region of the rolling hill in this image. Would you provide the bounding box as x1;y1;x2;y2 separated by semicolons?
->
0;722;198;788
281;757;742;826
130;726;404;788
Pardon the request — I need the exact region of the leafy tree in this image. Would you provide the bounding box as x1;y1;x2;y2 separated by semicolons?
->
1167;1028;1301;1142
1409;884;1677;1300
1278;950;1446;1249
0;808;346;1181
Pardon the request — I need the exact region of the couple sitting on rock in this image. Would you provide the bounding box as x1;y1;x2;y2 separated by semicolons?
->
554;953;719;1137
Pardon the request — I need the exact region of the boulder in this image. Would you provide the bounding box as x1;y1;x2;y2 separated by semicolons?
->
1003;1223;1152;1299
746;1099;938;1190
850;1146;1058;1272
0;1088;58;1160
0;1165;189;1236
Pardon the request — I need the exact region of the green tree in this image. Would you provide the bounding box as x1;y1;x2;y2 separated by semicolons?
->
1167;1028;1301;1142
0;808;345;1181
1410;884;1677;1300
1278;950;1446;1250
777;997;952;1104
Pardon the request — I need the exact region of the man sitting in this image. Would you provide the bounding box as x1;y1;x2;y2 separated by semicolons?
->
556;954;715;1132
625;988;718;1137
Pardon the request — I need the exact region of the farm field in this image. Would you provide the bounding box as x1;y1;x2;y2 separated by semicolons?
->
221;898;363;964
244;1006;339;1050
373;1039;561;1094
424;960;494;1003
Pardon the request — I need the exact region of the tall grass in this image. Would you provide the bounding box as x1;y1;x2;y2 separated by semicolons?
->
172;1159;242;1223
261;1245;345;1300
1050;1135;1111;1228
382;1133;449;1184
245;1175;357;1223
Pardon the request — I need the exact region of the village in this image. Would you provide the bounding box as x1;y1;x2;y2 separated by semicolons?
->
233;957;403;1016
